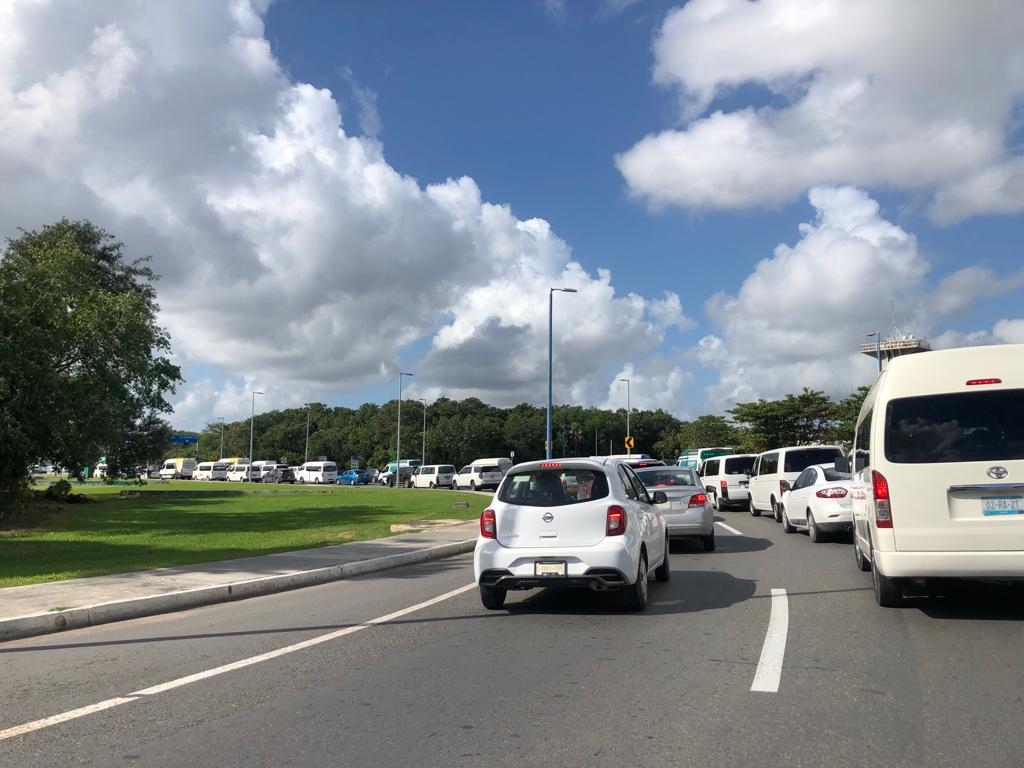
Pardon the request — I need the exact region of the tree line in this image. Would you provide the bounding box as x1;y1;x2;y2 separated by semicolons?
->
0;218;871;515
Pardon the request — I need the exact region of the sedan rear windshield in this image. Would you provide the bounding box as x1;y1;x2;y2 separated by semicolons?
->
885;389;1024;463
724;456;755;475
784;448;842;472
635;468;698;487
499;469;609;506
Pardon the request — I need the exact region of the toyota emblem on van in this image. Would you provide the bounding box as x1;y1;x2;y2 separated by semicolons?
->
987;466;1009;480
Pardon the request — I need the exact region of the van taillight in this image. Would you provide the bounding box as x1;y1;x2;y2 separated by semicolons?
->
872;470;892;528
606;505;626;536
720;480;728;491
480;509;496;539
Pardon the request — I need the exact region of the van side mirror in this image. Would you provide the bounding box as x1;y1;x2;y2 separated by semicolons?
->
834;455;850;473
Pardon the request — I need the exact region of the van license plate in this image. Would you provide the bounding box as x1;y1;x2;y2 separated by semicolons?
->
982;497;1024;516
534;561;567;577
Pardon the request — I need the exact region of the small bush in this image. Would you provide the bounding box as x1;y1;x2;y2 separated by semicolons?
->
44;479;73;500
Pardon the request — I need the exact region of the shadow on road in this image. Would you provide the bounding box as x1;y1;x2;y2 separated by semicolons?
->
670;534;772;555
908;581;1024;621
505;569;757;616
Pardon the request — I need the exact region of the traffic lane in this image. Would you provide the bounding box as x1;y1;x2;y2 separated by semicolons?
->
0;554;476;730
1;533;785;767
729;510;1024;767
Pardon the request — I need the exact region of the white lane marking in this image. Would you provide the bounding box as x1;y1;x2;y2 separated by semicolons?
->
750;588;789;693
0;582;477;741
715;520;744;535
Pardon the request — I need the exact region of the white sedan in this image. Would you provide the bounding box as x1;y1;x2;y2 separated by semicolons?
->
779;463;853;542
473;458;671;611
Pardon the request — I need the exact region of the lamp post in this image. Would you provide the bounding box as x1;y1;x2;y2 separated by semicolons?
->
547;287;577;459
419;398;427;466
249;391;263;466
866;330;882;373
217;417;224;460
619;377;631;456
303;402;313;463
396;372;414;487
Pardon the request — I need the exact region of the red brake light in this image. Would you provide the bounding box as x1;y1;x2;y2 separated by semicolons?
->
966;378;1001;386
720;479;728;490
606;505;626;536
539;462;562;469
480;508;496;539
872;470;892;528
816;487;849;498
688;493;707;508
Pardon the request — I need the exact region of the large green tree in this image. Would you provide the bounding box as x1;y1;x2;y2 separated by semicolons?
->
0;220;181;505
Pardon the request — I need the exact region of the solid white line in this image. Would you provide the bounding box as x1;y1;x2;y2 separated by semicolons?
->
0;582;477;741
715;520;744;535
750;588;789;693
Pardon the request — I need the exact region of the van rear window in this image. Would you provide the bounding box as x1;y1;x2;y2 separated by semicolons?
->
724;456;755;475
885;389;1024;463
783;448;842;472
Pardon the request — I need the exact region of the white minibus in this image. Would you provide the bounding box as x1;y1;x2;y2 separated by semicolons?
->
296;461;339;484
847;344;1024;606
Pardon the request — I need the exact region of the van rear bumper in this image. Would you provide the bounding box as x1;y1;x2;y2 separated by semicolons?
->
875;550;1024;579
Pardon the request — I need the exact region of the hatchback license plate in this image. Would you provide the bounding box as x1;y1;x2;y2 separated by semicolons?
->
982;496;1024;516
534;561;567;577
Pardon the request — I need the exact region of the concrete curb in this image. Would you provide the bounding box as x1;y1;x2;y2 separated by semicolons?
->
0;539;477;643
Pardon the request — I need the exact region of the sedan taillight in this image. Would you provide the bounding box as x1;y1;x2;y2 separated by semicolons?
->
606;505;626;536
688;493;708;508
816;487;848;498
480;508;496;539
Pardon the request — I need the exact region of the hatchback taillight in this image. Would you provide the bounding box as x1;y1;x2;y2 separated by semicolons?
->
688;493;707;508
816;487;848;498
606;505;626;536
872;470;892;528
480;508;496;539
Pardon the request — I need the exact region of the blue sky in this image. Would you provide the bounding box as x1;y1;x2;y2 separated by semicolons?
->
2;0;1023;429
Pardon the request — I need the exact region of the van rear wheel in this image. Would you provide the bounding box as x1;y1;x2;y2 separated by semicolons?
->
871;545;903;607
854;533;871;571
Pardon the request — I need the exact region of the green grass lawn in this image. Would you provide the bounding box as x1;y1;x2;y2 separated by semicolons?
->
1;480;487;587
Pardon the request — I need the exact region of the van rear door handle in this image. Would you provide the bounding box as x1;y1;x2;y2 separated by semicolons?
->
948;483;1024;493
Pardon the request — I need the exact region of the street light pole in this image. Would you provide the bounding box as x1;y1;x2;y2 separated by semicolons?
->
304;403;312;463
217;417;224;460
547;287;577;460
419;398;427;466
249;391;263;466
619;378;631;456
396;372;414;487
866;330;882;373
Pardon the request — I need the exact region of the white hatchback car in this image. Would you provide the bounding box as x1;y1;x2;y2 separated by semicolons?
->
778;463;853;542
473;458;671;611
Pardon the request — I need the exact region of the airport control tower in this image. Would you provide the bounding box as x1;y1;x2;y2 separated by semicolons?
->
859;332;931;371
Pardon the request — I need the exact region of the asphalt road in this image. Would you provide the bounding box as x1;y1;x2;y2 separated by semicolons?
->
3;512;1024;768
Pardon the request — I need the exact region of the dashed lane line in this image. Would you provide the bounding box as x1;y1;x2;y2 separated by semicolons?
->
715;520;744;535
750;588;789;693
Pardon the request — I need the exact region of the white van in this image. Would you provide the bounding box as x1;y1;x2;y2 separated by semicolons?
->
226;463;258;482
193;462;228;481
296;461;339;484
410;465;456;489
700;454;757;510
453;461;506;492
749;445;844;521
847;344;1024;607
159;457;197;480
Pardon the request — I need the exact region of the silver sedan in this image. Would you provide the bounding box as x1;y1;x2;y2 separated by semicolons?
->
634;466;716;551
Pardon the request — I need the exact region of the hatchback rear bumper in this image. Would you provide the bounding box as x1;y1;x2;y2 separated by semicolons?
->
478;568;630;591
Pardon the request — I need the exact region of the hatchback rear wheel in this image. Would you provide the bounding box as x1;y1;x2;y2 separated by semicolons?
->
480;585;507;610
624;555;649;611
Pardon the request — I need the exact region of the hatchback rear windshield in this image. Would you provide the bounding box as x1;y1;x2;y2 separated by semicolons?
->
885;389;1024;463
724;456;755;475
634;468;698;488
784;448;842;472
499;469;609;506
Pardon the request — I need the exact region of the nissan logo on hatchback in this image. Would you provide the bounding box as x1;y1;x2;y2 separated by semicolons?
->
987;466;1008;480
542;512;554;523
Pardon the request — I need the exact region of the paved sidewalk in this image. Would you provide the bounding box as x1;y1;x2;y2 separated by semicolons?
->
0;521;479;643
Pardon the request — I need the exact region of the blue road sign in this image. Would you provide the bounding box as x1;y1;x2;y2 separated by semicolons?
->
169;434;199;445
